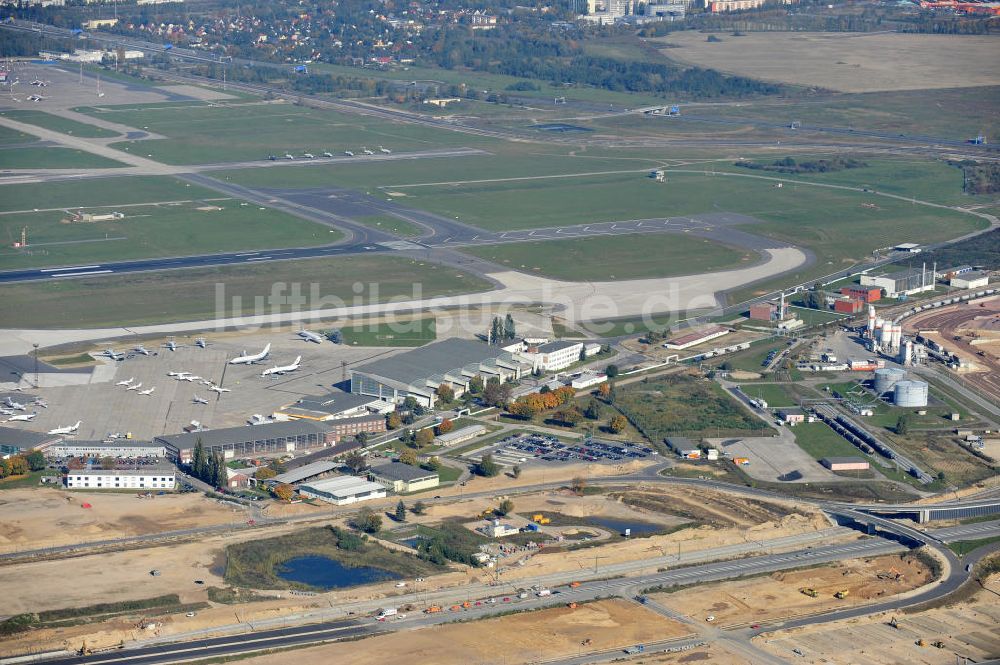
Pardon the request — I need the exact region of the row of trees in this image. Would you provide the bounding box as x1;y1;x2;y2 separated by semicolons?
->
0;451;45;479
734;156;868;175
488;314;517;344
507;385;577;419
189;439;227;489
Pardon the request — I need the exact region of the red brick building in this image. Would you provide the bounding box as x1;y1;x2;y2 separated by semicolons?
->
840;286;882;303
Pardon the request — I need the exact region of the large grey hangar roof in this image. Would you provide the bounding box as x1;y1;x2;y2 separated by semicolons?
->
351;338;511;386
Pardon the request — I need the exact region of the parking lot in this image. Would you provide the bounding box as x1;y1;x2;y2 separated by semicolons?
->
467;432;655;468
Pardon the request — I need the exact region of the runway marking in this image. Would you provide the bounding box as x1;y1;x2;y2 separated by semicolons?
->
245;256;272;261
49;269;113;278
40;265;99;272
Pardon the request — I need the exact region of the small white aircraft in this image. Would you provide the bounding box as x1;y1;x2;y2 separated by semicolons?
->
48;421;81;435
6;413;37;422
30;79;48;87
116;377;135;386
138;387;156;395
4;397;26;410
32;399;48;408
101;349;125;361
285;153;295;160
322;151;334;158
344;150;354;157
182;375;201;382
209;384;231;394
303;152;315;159
163;340;178;352
26;94;44;102
297;329;323;344
134;344;150;356
362;147;374;155
262;356;301;378
167;371;192;378
229;343;271;365
379;146;391;154
195;338;208;349
126;382;143;391
192;395;208;405
200;379;212;386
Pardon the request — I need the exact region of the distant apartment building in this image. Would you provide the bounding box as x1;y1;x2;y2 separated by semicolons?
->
66;464;176;490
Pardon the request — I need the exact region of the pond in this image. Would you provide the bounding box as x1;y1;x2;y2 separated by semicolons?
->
585;516;664;536
276;555;402;590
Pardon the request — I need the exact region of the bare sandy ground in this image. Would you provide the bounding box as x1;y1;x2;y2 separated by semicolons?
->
0;488;245;553
756;572;1000;664
654;32;1000;93
654;553;931;628
228;600;690;665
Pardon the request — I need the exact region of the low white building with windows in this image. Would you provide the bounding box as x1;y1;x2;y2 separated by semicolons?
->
520;340;584;372
297;475;386;505
65;464;176;490
48;440;165;459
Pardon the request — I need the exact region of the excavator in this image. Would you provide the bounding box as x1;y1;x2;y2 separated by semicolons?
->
799;587;819;598
834;590;849;599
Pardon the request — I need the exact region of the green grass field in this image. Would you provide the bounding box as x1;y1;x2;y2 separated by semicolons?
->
340;318;437;347
791;422;869;461
0;147;125;170
0;200;338;270
463;233;752;281
0;176;216;213
77;102;484;165
0;256;491;328
0;125;35;145
947;535;1000;557
353;214;423;237
737;383;796;407
2;110;120;138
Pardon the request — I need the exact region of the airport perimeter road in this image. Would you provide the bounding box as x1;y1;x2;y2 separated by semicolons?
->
27;539;904;665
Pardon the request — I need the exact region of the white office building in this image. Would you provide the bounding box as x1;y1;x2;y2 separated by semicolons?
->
297;475;387;505
65;464;176;490
520;340;584;372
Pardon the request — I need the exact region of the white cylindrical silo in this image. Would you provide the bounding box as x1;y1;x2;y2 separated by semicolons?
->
874;367;906;394
894;380;929;407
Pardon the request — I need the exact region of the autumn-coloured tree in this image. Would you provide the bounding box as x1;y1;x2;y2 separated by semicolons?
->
272;484;295;501
436;384;455;403
608;415;628;434
415;428;435;448
597;382;612;399
386;412;402;430
254;467;277;480
399;449;418;466
435;418;454;435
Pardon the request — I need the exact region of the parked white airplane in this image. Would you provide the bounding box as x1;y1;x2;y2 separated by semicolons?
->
362;147;374;155
33;399;48;408
138;387;156;395
379;146;391;154
195;338;208;349
163;340;178;352
101;349;125;361
298;329;323;344
126;382;143;391
262;356;301;378
192;395;208;405
322;151;334;158
167;371;190;378
229;343;271;365
344;150;354;157
200;379;212;386
5;397;26;410
209;384;231;394
303;152;315;159
182;375;201;382
48;421;81;435
116;377;135;386
285;153;295;160
134;344;150;356
6;414;37;422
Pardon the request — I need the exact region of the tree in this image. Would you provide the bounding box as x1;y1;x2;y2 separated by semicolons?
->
355;431;369;445
395;500;407;522
895;414;911;436
424;456;442;471
469;375;484;395
415;428;435;448
100;456;116;470
254;467;277;480
584;399;602;420
399;449;418;466
608;414;628;434
504;313;516;341
482;377;512;408
605;364;620;378
355;507;382;534
497;498;514;516
412;500;427;515
598;382;612;400
489;316;504;344
344;450;369;474
436;417;454;435
571;476;586;496
475;453;500;477
272;483;295;501
511;464;521;478
3;456;28;477
386;412;402;430
403;396;419;413
579;347;587;362
192;438;206;480
436;384;455;403
554;407;583;426
25;450;45;472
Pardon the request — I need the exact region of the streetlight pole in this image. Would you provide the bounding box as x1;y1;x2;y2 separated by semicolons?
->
33;343;39;388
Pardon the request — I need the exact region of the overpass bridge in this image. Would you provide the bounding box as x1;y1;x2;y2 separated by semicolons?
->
852;500;1000;524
